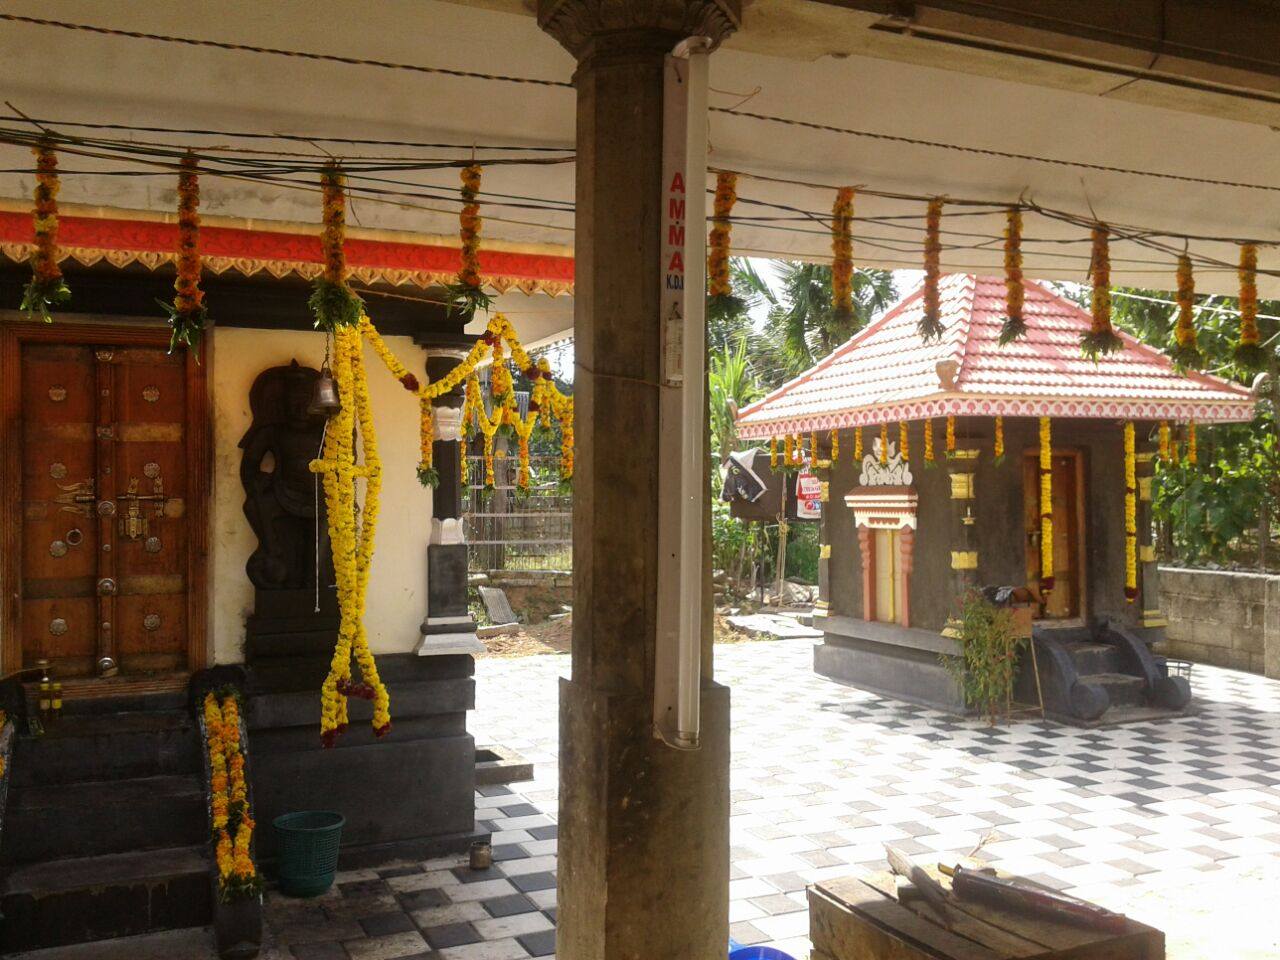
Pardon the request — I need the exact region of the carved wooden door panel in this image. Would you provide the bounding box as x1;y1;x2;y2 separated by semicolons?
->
20;342;191;677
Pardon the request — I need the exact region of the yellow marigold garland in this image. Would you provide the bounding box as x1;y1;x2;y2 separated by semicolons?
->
999;208;1026;345
1124;421;1138;602
899;422;909;462
1187;421;1198;465
769;436;778;468
309;325;390;745
831;187;855;324
706;172;743;323
945;415;956;457
1235;243;1265;370
854;426;863;462
21;142;70;321
1171;253;1202;368
919;198;945;341
879;423;889;465
1081;225;1123;359
809;432;818;464
202;691;261;901
783;434;794;469
829;430;839;464
161;152;208;356
1039;417;1054;593
444;164;494;321
994;415;1005;463
1158;421;1171;461
924;418;935;463
309;165;364;332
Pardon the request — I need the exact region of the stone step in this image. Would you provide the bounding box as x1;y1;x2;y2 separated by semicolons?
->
1064;641;1124;676
1082;672;1147;709
11;711;201;787
0;845;211;954
3;774;207;865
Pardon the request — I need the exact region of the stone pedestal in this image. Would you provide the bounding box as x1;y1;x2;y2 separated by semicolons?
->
537;3;739;957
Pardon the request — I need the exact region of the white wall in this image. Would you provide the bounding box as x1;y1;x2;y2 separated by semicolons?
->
209;326;432;665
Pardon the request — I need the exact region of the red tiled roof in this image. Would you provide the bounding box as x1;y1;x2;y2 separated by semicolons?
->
737;275;1255;439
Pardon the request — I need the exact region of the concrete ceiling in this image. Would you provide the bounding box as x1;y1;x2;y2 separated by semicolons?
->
1;0;1279;348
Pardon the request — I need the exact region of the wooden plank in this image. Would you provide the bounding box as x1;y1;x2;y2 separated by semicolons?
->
811;881;1001;960
862;872;1046;958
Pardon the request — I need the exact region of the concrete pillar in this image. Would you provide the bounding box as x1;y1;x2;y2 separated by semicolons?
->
536;3;738;957
414;339;484;656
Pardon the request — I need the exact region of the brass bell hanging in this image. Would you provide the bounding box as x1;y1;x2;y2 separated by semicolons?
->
308;364;341;417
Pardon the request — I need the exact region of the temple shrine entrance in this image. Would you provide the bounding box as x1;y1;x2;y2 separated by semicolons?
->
2;322;208;682
1023;449;1085;621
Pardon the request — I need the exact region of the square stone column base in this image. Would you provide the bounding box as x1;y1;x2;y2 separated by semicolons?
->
556;678;730;959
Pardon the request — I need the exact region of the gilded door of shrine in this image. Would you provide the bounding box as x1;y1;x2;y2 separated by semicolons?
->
2;323;209;682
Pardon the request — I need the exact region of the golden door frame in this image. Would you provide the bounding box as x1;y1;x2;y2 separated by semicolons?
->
1;317;211;691
1023;446;1089;626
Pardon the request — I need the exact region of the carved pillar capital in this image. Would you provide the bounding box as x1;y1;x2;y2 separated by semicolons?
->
537;0;741;61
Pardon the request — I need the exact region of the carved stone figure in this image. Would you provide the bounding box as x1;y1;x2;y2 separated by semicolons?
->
239;361;333;590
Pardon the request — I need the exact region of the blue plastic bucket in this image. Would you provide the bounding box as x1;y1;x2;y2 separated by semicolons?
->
728;948;798;960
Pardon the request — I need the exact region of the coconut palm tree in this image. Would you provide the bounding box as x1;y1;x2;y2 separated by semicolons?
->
766;262;896;373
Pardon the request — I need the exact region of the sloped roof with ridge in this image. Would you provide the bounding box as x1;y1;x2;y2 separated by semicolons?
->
736;274;1255;439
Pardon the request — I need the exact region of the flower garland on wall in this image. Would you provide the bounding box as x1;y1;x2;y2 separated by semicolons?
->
1081;226;1123;359
999;208;1026;345
21;142;70;321
829;430;839;464
919;198;944;341
924;418;935;464
1158;421;1171;461
994;415;1005;463
945;415;956;458
899;421;909;462
1187;422;1198;464
769;436;778;468
854;426;863;462
203;691;261;902
706;172;742;323
831;187;855;324
1039;417;1054;593
444;163;493;322
162;152;208;357
1171;253;1202;369
879;423;889;465
1123;421;1138;602
1236;243;1264;370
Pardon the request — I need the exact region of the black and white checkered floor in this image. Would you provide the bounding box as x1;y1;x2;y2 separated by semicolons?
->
258;638;1280;960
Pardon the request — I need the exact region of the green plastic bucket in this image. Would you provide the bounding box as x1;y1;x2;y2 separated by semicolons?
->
274;811;345;897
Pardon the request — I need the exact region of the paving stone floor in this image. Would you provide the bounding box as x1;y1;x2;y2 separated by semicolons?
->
248;638;1280;959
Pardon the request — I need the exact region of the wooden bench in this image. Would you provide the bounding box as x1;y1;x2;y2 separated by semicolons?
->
809;873;1164;960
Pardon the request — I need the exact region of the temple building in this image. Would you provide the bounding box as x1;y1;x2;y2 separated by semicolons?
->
736;274;1255;724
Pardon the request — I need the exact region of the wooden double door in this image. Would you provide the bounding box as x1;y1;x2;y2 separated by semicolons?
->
1023;450;1085;621
2;323;208;681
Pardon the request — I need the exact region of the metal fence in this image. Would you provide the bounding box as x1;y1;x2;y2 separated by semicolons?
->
464;452;572;572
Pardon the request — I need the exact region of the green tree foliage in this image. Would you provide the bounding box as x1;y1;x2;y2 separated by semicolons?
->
709;337;763;463
944;591;1026;724
1110;287;1279;568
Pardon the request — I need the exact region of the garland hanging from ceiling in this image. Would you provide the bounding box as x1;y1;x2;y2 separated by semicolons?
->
163;152;208;357
444;163;493;322
831;186;855;325
706;171;741;323
21;142;70;321
999;208;1026;345
919;198;944;341
1081;225;1123;359
1236;242;1264;370
1171;253;1202;369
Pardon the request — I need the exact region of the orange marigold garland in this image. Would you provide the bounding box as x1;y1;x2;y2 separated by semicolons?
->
879;423;889;465
998;208;1026;345
1171;253;1202;369
899;421;909;462
1123;421;1138;602
919;198;945;341
1081;225;1123;359
202;690;262;902
706;172;743;323
445;164;494;322
1158;421;1171;461
21;143;70;321
993;415;1005;463
945;414;956;458
829;430;839;464
162;152;208;357
417;395;437;487
831;187;855;325
1235;243;1265;370
1187;421;1197;465
924;418;935;463
309;164;364;332
854;426;863;462
769;436;778;469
